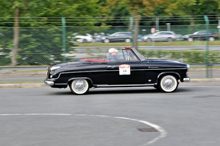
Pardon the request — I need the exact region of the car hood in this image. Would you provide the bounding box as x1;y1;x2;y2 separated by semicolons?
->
143;34;152;37
146;60;187;68
184;34;193;37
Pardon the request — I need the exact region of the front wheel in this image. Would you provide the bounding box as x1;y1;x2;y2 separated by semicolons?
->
146;38;152;42
70;79;89;95
104;39;110;43
188;37;193;41
159;75;178;92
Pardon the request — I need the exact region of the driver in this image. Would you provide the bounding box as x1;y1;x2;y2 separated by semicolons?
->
107;48;118;61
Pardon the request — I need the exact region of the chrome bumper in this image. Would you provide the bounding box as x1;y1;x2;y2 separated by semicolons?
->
44;80;54;86
183;77;190;82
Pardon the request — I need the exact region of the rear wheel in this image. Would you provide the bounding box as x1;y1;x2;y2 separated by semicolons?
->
167;37;173;42
159;75;178;92
83;39;88;43
209;37;215;41
70;79;89;95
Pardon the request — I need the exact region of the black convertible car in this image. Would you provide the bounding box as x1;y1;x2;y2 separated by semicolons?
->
45;47;190;94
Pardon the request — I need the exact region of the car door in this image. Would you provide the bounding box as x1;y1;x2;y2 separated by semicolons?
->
159;32;168;41
107;49;147;84
163;32;171;41
196;31;205;39
110;33;121;42
153;32;162;41
76;60;109;85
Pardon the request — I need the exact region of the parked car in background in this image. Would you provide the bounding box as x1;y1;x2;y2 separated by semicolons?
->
176;34;183;41
137;35;143;42
183;31;219;41
69;33;93;43
45;47;190;95
93;33;106;42
142;31;177;42
102;32;132;43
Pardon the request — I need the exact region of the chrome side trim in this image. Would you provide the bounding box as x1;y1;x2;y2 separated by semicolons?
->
68;77;94;85
55;83;68;85
95;83;155;88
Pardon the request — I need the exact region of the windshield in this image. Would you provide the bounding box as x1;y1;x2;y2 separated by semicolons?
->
193;32;199;35
152;33;159;36
132;48;145;60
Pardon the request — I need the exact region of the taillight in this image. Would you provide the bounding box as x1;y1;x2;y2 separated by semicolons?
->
215;34;218;36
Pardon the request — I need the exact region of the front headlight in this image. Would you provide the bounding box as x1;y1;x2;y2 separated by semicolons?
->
187;64;190;68
50;66;60;71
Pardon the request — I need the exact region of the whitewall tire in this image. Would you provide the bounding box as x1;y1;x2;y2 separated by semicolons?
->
70;79;89;95
159;75;178;92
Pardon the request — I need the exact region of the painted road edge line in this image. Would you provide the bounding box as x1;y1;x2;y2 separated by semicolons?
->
0;113;167;146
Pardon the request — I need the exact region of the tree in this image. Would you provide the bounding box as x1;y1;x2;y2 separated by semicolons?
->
0;0;103;66
165;0;219;26
104;0;165;50
0;0;53;66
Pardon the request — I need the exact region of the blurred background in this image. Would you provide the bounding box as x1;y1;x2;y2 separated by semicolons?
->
0;0;220;80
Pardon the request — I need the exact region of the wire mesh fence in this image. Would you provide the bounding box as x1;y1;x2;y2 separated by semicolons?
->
0;24;220;66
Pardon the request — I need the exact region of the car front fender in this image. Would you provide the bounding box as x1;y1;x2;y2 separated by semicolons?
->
155;72;181;85
67;77;94;87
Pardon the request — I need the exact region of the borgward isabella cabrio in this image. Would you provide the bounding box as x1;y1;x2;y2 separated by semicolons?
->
44;47;190;94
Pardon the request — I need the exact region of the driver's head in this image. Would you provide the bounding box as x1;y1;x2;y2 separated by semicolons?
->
108;48;118;56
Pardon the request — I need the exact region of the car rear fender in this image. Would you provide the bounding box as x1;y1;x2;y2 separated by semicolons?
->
68;77;94;88
155;72;181;85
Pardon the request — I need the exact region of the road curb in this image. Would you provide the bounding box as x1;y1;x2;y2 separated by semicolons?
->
190;78;220;82
0;83;47;88
0;78;219;88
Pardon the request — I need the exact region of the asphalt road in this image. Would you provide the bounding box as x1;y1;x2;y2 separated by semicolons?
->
0;82;220;146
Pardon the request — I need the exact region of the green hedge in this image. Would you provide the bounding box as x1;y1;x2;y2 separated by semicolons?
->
138;49;220;64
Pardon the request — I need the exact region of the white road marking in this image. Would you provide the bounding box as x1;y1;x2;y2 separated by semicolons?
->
115;117;167;145
24;113;72;116
0;114;21;116
0;113;167;145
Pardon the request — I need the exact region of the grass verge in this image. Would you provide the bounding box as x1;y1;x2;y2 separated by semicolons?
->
76;40;220;47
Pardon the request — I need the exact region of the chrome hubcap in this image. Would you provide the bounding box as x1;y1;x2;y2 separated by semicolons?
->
74;80;86;91
162;78;175;90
